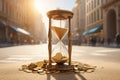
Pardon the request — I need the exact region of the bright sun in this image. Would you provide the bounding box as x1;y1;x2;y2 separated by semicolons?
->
34;0;50;16
34;0;65;31
34;0;57;15
34;0;51;30
34;0;44;14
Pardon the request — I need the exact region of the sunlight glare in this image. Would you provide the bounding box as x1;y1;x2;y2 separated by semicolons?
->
34;0;70;32
34;0;49;32
34;0;45;14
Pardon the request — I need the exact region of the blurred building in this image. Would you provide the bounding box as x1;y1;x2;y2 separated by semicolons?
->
83;0;120;44
102;0;120;43
83;0;103;44
0;0;47;44
66;0;85;45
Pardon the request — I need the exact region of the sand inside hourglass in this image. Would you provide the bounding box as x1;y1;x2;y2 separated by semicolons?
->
52;27;68;64
52;27;68;40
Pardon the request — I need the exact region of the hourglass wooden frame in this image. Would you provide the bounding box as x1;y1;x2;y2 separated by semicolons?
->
47;9;73;66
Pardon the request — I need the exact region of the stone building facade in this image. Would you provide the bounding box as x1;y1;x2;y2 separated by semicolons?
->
84;0;103;44
0;0;47;44
84;0;120;45
102;0;120;43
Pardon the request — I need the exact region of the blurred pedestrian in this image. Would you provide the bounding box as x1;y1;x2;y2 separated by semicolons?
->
90;36;96;46
107;38;111;45
115;33;120;47
99;37;104;46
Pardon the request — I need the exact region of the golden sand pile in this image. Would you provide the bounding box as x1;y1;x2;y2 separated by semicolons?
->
52;52;68;64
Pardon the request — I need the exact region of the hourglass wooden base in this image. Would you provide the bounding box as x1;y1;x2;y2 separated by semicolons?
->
47;64;74;71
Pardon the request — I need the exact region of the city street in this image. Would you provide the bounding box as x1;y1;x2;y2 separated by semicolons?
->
0;0;120;80
0;44;120;80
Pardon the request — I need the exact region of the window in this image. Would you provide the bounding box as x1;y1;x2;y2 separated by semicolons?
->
87;5;88;13
0;0;2;11
93;12;95;22
88;2;90;11
90;13;92;24
87;16;89;25
92;1;93;9
92;13;94;23
97;0;99;5
94;0;96;7
89;15;90;24
99;9;101;20
97;9;99;20
101;9;103;19
94;11;96;22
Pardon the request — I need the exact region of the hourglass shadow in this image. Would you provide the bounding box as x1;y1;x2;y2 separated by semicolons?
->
47;72;87;80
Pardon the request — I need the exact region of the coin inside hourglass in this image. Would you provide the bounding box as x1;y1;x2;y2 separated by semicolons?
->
52;26;68;64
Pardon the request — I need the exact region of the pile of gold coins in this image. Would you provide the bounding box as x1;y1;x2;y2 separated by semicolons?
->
19;52;96;74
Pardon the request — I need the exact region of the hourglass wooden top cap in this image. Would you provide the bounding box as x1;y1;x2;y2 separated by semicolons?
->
47;9;73;20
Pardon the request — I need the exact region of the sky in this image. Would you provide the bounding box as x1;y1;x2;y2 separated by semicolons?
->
34;0;76;31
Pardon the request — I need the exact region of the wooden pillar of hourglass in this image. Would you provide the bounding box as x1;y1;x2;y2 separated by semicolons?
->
47;9;73;70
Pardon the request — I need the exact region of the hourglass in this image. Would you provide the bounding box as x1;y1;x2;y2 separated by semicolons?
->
47;9;73;69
